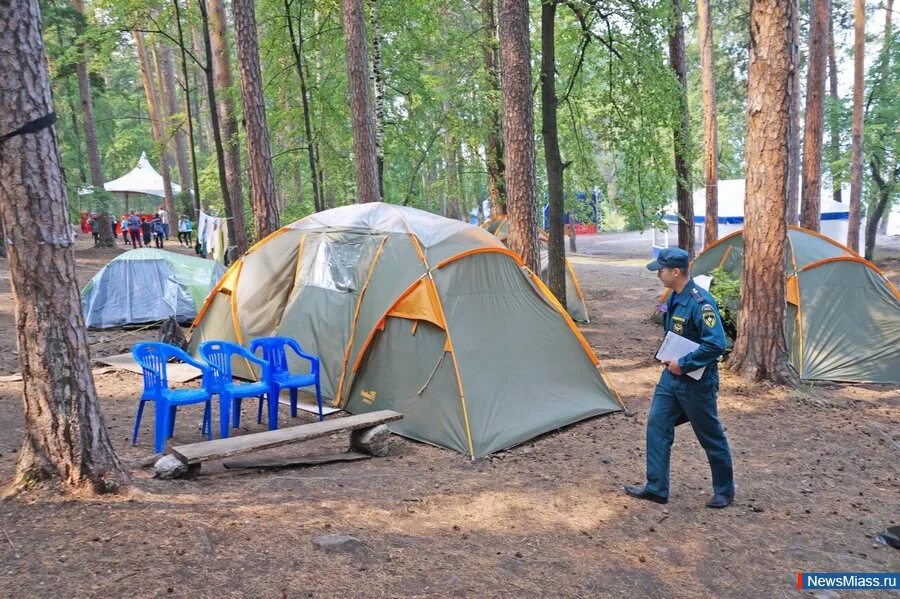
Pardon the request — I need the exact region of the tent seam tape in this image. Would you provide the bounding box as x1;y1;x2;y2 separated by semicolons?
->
786;234;805;378
406;231;476;459
428;271;477;459
334;235;388;407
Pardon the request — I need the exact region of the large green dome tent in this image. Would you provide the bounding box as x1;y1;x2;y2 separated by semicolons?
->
188;203;622;458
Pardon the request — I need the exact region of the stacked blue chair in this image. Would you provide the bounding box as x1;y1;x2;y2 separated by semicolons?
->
199;340;273;438
250;336;324;423
132;342;214;453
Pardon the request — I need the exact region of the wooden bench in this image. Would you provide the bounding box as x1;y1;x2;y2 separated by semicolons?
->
167;410;403;473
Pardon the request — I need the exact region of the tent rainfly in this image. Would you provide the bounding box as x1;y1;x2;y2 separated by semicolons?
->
482;216;590;322
692;227;900;384
188;203;622;458
82;249;225;328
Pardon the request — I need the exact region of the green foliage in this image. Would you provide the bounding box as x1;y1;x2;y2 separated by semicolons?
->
42;0;890;240
709;266;739;344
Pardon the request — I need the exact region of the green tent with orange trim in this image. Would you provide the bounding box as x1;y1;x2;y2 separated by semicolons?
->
483;216;590;322
188;203;622;457
692;227;900;384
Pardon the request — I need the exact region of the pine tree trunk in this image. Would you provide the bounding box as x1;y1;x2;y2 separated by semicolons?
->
482;0;506;216
158;43;193;218
151;42;179;223
0;0;125;494
186;0;216;153
198;0;244;260
698;0;719;248
669;0;694;258
209;0;249;255
729;0;799;385
368;0;385;198
173;0;202;219
341;0;380;203
233;0;280;240
800;0;830;231
846;0;865;253
134;32;176;220
285;0;324;212
864;159;891;260
827;17;842;204
541;0;566;309
73;0;114;247
499;0;539;273
785;0;801;225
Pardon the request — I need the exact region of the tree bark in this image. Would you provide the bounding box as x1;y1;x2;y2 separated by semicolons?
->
827;17;841;204
73;0;114;247
173;0;202;219
800;0;830;231
186;0;216;153
669;0;694;258
846;0;865;252
134;31;177;221
232;0;280;240
158;43;193;218
0;0;125;494
482;0;506;216
729;0;799;385
368;0;385;198
341;0;381;203
208;0;249;255
199;0;244;260
697;0;718;248
864;159;894;260
541;0;566;309
785;0;801;225
285;0;324;212
498;0;539;273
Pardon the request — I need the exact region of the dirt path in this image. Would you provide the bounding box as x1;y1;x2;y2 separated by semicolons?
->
0;233;896;598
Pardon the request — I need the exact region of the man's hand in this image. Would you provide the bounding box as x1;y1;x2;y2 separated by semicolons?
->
665;360;683;376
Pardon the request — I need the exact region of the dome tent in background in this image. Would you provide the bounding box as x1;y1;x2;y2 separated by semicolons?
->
188;203;622;458
482;215;590;322
692;227;900;384
82;249;225;329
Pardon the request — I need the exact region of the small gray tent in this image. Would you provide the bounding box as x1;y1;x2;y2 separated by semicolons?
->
82;249;225;328
692;227;900;384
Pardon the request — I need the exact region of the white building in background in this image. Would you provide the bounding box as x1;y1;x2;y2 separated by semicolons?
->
653;179;867;257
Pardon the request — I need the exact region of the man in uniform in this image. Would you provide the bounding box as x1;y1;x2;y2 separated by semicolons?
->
624;247;735;508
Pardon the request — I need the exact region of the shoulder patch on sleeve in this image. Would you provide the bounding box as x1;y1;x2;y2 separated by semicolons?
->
701;303;715;313
690;287;704;303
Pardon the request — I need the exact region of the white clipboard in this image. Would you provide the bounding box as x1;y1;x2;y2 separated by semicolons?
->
656;331;706;380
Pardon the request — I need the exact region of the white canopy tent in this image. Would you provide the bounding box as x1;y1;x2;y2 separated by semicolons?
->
104;151;181;197
78;152;182;214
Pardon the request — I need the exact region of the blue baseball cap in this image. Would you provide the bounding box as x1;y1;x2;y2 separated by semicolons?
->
647;247;690;271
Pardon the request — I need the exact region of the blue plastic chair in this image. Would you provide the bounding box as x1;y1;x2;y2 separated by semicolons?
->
250;336;324;423
132;342;214;453
199;340;273;438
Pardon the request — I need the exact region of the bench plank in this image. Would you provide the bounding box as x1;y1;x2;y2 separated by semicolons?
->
170;410;403;465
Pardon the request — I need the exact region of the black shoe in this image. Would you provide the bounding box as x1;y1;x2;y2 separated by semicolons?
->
706;493;734;509
623;485;668;504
